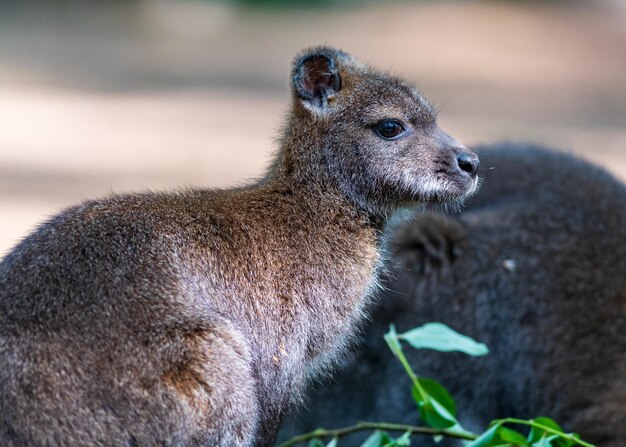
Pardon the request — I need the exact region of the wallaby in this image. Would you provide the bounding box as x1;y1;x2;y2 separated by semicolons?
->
0;46;479;446
279;144;626;447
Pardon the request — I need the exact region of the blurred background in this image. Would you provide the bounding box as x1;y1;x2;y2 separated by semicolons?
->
1;0;625;255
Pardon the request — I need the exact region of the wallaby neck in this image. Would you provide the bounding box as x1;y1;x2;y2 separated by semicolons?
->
259;117;387;228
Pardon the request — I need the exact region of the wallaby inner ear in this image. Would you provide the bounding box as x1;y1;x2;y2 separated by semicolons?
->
293;51;342;112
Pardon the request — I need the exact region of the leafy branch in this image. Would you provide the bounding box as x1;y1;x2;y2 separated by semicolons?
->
276;421;475;447
280;322;597;447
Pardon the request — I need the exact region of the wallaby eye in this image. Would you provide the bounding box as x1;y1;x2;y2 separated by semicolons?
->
374;120;405;140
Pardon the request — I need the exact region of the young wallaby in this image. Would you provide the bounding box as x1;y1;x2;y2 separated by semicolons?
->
279;144;626;447
0;46;479;446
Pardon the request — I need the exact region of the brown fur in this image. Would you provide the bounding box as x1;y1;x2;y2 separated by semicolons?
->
0;46;478;446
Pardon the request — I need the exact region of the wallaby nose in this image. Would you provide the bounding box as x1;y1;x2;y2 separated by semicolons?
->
456;151;480;178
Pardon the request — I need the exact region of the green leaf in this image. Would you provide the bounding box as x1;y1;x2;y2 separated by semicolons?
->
527;417;564;443
395;431;412;446
308;439;325;447
534;417;563;431
416;378;457;416
530;434;552;447
467;422;543;447
498;427;528;445
326;438;338;447
398;323;489;356
384;324;402;357
411;383;426;405
447;423;476;438
465;424;502;447
418;400;457;429
362;431;394;447
361;431;382;447
550;434;578;447
488;419;505;428
411;378;458;429
379;432;395;445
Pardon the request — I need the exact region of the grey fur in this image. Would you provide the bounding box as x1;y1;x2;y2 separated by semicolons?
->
0;46;478;446
279;143;626;447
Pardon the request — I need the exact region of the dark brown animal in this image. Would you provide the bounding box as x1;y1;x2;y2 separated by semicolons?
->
279;144;626;447
0;46;478;446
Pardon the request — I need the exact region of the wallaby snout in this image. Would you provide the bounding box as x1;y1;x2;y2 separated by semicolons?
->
437;130;479;178
455;149;480;178
412;126;480;202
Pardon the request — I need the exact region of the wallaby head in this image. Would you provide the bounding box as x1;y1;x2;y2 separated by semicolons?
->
274;46;479;216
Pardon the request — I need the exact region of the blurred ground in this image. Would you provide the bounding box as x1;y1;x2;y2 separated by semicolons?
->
1;0;625;255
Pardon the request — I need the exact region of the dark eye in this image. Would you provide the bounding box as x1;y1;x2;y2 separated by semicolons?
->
374;119;405;140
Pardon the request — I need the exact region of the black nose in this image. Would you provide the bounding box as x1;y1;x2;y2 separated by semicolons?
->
456;152;480;178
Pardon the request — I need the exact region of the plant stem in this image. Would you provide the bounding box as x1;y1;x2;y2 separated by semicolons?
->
500;418;596;447
392;334;429;402
276;421;477;447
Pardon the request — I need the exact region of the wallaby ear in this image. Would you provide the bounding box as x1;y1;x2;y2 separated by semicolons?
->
293;48;342;113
